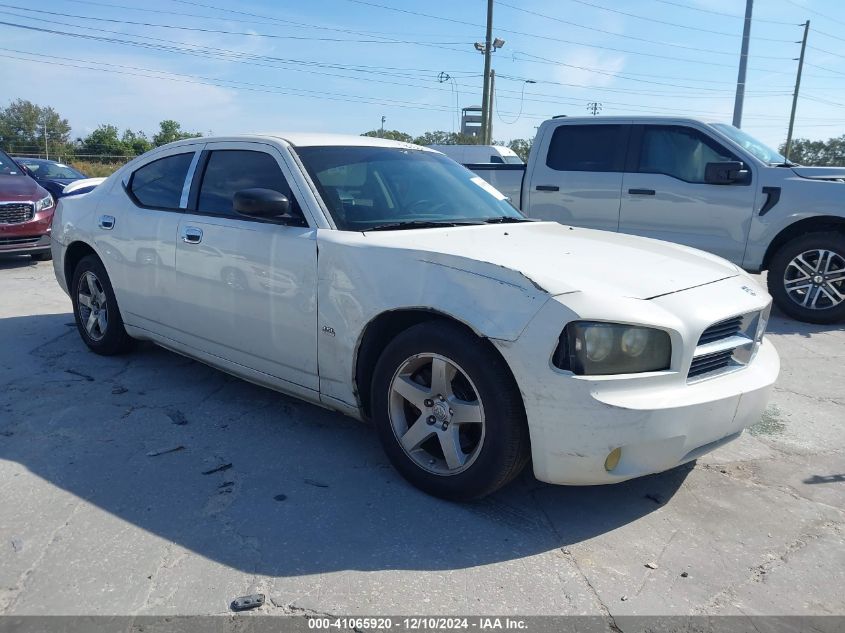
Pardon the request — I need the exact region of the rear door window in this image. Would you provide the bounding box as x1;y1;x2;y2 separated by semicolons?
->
130;153;194;209
546;125;628;172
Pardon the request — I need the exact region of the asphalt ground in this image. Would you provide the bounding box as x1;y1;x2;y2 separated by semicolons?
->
1;256;843;619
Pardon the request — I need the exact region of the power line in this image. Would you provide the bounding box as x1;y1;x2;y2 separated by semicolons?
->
0;49;461;113
782;0;845;27
648;0;799;25
496;1;791;59
560;0;793;41
0;4;475;45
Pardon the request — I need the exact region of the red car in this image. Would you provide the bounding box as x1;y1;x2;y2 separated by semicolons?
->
0;149;55;260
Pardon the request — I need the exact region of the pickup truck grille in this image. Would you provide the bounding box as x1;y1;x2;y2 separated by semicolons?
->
0;203;34;224
687;311;763;382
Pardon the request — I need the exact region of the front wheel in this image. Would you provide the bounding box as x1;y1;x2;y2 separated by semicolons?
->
371;321;530;500
768;232;845;324
71;254;135;355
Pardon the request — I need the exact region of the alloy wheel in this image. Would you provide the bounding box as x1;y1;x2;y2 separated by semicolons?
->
388;353;486;476
77;271;109;341
783;248;845;311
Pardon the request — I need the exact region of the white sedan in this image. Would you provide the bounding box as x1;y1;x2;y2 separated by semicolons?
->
50;134;779;500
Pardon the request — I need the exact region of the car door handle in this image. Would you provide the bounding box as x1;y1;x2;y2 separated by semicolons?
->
181;227;203;244
628;188;655;195
536;185;560;191
97;215;115;230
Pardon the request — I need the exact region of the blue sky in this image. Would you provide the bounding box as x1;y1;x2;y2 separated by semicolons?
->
1;0;844;148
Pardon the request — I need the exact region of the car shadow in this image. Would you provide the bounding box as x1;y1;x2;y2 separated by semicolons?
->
766;308;845;337
0;254;41;270
0;312;691;577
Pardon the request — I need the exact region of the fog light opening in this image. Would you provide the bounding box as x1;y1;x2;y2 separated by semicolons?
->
604;447;622;472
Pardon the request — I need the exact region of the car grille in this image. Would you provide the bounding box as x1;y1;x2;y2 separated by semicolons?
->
697;315;743;345
0;236;41;246
687;311;764;382
0;203;35;224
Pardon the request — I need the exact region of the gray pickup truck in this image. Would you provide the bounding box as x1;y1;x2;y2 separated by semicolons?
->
468;116;845;324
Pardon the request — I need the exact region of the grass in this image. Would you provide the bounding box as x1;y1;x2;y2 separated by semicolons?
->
69;160;127;178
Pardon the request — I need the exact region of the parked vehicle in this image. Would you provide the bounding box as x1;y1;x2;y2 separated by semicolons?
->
427;144;523;165
51;134;779;499
13;157;88;200
467;117;845;324
62;177;107;197
0;149;55;260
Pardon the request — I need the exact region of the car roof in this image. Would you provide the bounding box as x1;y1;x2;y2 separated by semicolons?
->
157;133;437;151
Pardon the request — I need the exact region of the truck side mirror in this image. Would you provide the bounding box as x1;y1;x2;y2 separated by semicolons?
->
705;161;747;185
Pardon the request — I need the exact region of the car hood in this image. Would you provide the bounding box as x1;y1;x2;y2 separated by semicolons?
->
361;221;739;299
0;174;47;201
790;166;845;181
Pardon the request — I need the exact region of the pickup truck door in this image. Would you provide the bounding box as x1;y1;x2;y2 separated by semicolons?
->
172;141;319;392
619;124;756;264
523;122;631;232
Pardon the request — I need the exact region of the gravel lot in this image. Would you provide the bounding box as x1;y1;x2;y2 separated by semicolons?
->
1;256;843;617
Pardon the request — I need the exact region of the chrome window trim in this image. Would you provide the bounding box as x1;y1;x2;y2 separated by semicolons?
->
179;150;203;209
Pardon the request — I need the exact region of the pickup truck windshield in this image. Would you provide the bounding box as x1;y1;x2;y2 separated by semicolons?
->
711;124;788;165
295;146;525;231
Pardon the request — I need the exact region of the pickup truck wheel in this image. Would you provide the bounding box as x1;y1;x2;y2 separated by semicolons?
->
71;255;135;355
371;321;529;500
768;232;845;324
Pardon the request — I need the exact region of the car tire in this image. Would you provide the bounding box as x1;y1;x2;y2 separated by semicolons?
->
71;254;135;355
31;251;52;261
371;321;530;500
768;232;845;324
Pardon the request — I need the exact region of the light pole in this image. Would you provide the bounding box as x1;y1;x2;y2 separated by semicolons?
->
476;1;505;145
380;115;386;137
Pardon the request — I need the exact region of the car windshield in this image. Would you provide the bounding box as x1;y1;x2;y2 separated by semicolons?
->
295;146;525;231
0;150;24;176
711;123;789;164
17;159;85;179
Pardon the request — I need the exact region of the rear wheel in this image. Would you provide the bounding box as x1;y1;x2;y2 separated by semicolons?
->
371;321;529;500
768;232;845;324
71;254;135;355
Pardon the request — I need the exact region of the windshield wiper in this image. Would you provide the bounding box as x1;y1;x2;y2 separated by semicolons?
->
771;161;798;167
482;216;532;223
363;220;482;232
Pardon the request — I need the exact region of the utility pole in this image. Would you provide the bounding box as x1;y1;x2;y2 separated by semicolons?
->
587;101;602;116
488;69;495;142
480;0;494;145
380;115;386;137
732;0;753;128
43;122;49;160
785;20;810;160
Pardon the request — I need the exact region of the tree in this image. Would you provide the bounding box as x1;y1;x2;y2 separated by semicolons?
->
77;124;125;157
412;130;480;146
152;120;201;147
505;138;532;162
362;129;414;143
0;99;72;156
780;135;845;166
121;129;152;155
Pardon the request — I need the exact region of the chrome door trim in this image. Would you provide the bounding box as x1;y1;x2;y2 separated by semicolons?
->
179;150;203;209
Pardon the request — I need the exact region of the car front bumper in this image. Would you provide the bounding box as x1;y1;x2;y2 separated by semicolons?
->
493;275;780;485
0;232;51;255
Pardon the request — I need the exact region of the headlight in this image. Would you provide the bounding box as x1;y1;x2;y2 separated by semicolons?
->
35;194;54;212
553;322;672;375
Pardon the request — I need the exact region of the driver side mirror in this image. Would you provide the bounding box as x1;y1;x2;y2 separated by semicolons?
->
704;161;748;185
233;188;304;225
